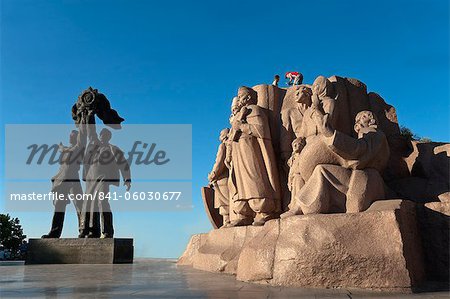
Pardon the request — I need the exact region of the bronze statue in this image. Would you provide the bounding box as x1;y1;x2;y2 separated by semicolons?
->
41;130;84;238
79;112;131;238
44;87;130;238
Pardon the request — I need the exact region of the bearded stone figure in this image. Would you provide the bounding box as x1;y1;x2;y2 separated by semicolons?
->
227;86;280;226
184;75;449;291
281;110;390;217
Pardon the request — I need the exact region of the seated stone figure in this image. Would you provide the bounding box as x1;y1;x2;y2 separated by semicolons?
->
294;76;343;183
281;110;390;217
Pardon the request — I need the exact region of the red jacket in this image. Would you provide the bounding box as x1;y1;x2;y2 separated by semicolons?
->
285;71;300;78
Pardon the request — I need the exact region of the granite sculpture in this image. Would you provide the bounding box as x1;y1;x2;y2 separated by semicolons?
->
227;87;280;226
281;110;389;217
208;128;231;227
181;74;450;291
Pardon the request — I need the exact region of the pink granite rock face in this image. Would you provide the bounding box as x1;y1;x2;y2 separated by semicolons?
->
389;142;450;202
191;75;449;291
179;201;435;291
271;205;423;289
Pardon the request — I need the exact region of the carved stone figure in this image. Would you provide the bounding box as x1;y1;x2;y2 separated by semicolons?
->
286;137;306;208
228;86;280;226
278;85;312;210
228;97;241;141
281;110;390;217
293;76;343;183
208;128;231;227
186;75;450;291
280;85;312;165
41;130;85;238
297;76;336;140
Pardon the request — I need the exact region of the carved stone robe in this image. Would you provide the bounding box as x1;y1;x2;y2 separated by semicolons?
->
291;127;390;214
210;142;229;215
230;104;280;203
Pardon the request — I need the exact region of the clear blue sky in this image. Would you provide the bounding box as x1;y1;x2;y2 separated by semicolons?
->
1;0;448;258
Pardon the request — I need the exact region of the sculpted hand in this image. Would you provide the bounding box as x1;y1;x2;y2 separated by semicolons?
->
124;181;131;191
312;106;324;126
225;156;231;169
287;156;293;168
86;110;96;124
313;83;320;94
207;172;215;182
319;114;334;137
311;92;320;110
232;120;241;131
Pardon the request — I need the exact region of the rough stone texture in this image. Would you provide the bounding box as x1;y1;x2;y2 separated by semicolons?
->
25;238;133;264
179;201;429;290
189;225;263;274
367;91;412;181
195;76;450;292
236;219;279;282
252;84;285;149
417;201;450;283
389;142;450;202
178;234;207;266
271;201;424;290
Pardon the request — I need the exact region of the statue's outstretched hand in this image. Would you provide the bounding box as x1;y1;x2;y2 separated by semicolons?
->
207;172;214;182
124;181;131;191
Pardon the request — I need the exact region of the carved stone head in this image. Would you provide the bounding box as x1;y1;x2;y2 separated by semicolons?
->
237;86;257;107
354;110;378;134
312;76;334;98
295;85;313;105
291;137;306;153
231;97;240;115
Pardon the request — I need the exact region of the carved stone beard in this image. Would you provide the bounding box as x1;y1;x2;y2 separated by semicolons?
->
296;95;312;113
356;124;378;138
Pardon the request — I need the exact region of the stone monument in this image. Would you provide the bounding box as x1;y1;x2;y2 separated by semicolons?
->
178;75;450;292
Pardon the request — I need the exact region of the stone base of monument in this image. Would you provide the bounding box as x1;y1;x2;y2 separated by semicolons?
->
25;238;133;264
178;200;450;292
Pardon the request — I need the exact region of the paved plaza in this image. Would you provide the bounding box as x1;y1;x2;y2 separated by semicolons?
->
0;259;448;298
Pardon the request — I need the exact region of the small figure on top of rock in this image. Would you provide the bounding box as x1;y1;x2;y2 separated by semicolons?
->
272;75;280;86
285;71;303;86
